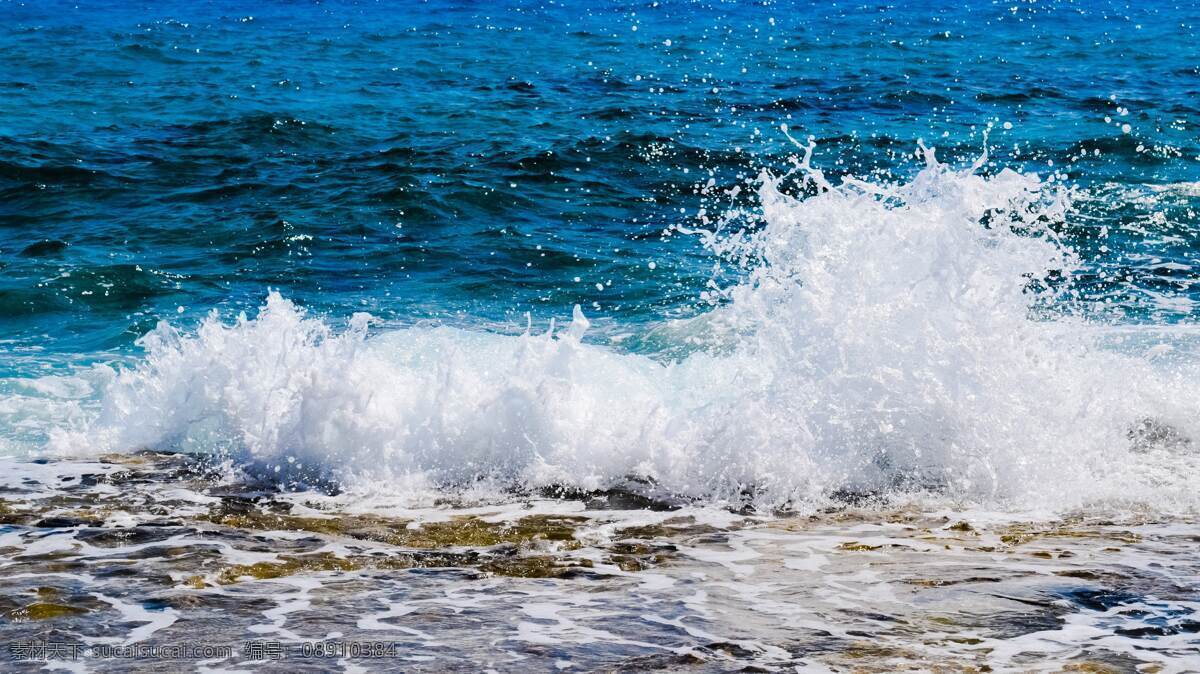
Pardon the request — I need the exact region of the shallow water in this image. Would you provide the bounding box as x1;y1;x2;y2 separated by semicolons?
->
3;0;1200;670
2;453;1198;672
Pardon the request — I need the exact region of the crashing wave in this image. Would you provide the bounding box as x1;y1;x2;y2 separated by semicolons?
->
43;146;1200;512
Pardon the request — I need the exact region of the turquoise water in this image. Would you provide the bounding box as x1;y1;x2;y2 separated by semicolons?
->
3;0;1199;371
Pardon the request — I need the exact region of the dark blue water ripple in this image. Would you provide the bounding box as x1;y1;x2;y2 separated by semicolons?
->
1;0;1199;373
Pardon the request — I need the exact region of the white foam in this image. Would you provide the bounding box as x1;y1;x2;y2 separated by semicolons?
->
91;592;179;646
30;148;1200;513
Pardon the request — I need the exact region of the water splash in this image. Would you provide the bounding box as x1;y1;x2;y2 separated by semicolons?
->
45;149;1200;513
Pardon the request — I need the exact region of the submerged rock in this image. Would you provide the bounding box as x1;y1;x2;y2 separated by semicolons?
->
6;603;90;621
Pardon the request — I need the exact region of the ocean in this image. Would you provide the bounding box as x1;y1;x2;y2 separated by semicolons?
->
1;0;1199;670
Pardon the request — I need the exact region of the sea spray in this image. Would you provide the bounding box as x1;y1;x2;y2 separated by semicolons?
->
46;148;1200;513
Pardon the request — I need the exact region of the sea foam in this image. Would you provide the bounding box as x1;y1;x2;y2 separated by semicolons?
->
43;148;1200;512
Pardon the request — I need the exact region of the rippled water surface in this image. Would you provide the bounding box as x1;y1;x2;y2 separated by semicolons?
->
3;0;1200;359
2;0;1200;670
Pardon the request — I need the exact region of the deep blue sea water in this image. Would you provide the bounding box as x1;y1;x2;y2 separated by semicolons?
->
2;0;1198;378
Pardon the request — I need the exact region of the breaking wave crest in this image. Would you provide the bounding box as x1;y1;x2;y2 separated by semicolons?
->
45;148;1200;512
